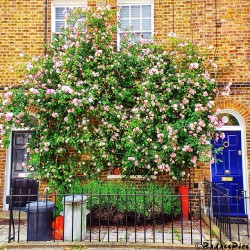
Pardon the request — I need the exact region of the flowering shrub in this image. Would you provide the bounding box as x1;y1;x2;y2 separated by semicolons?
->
0;7;230;192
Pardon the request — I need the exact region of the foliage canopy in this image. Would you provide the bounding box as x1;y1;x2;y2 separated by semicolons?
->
0;6;229;192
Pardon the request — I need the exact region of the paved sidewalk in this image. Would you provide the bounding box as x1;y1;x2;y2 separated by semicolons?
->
0;216;217;248
0;212;249;249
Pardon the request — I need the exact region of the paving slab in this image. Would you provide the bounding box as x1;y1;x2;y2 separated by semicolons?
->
1;214;249;249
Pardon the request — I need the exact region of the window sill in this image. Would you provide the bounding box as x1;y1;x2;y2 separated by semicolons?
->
106;174;157;180
107;174;122;180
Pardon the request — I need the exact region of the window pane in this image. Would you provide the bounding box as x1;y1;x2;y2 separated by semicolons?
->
120;6;129;18
120;20;130;31
217;113;239;126
56;21;65;32
74;17;86;30
131;33;140;42
118;4;153;45
142;19;151;31
142;32;152;39
131;5;140;18
131;19;140;31
119;33;126;41
142;5;151;18
56;7;65;19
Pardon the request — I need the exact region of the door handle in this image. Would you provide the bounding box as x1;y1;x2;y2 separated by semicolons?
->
224;169;230;174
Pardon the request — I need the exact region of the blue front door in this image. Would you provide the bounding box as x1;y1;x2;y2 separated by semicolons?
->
211;131;245;217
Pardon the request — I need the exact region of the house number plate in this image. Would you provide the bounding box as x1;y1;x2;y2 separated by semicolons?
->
222;177;233;181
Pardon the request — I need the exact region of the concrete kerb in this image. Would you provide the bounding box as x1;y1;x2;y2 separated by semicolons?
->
1;242;197;249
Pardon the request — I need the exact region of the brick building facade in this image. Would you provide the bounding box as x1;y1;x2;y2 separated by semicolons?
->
0;0;249;215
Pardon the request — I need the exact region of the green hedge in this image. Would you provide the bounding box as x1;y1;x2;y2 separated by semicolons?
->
76;181;181;218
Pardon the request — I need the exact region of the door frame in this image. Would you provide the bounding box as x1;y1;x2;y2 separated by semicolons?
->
3;129;32;211
210;109;249;218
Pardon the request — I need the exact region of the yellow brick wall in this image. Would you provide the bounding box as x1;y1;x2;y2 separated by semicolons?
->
0;0;45;86
0;0;249;209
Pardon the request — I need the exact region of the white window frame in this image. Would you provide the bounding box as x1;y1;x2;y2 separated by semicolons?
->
117;0;154;47
51;0;87;34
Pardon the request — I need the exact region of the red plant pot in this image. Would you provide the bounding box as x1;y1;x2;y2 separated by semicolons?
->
113;167;121;175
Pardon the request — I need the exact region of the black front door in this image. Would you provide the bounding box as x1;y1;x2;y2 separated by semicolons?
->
10;131;39;207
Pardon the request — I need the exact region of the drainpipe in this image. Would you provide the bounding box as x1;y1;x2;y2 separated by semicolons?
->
44;0;48;55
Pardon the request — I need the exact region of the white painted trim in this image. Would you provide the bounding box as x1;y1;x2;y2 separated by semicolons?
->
3;145;11;211
52;0;87;5
51;0;87;33
107;174;122;180
211;109;249;218
118;0;153;4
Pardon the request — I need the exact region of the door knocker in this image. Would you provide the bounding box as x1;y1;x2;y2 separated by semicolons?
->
223;141;230;148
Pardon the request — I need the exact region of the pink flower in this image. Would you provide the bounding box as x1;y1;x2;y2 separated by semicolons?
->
168;32;177;38
4;92;13;98
191;156;197;164
73;98;81;106
29;88;39;94
88;97;93;103
46;89;55;94
172;104;178;110
220;132;225;139
170;152;176;158
52;112;59;118
189;88;195;95
76;81;83;86
189;63;199;69
61;86;73;94
26;62;33;71
128;157;135;161
5;112;13;121
64;117;68;122
182;145;193;152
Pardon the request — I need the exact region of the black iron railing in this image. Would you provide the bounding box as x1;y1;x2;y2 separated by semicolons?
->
4;187;250;246
204;179;249;241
